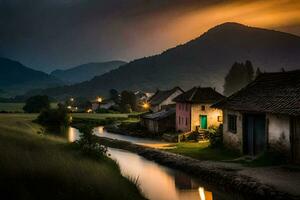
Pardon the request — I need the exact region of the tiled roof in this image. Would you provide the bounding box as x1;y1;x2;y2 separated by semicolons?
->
212;70;300;116
141;108;175;120
173;87;225;104
149;87;183;106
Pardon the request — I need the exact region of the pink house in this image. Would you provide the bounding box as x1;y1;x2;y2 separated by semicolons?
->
174;87;225;133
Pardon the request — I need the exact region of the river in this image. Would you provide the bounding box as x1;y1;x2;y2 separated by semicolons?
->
66;126;242;200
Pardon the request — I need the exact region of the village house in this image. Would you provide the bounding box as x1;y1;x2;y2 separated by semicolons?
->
91;99;116;111
140;108;176;133
148;87;184;112
212;70;300;162
174;87;225;133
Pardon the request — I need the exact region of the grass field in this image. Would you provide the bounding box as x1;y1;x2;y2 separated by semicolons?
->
0;103;58;112
0;114;145;200
72;113;130;119
166;142;239;161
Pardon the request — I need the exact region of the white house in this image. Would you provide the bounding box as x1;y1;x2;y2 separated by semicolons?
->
213;70;300;163
148;87;184;112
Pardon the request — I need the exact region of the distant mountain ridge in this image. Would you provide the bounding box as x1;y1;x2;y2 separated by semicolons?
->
51;61;126;84
0;57;64;97
26;22;300;99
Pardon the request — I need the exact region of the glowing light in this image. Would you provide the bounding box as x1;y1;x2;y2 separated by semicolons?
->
67;106;72;109
142;102;150;109
70;98;74;102
198;187;206;200
97;97;102;103
87;109;93;113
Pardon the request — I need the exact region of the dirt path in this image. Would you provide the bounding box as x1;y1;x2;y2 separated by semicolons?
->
239;166;300;196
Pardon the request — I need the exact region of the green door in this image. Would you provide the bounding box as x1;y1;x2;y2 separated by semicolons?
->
200;115;207;129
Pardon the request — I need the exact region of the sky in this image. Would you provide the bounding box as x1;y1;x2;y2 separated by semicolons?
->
0;0;300;72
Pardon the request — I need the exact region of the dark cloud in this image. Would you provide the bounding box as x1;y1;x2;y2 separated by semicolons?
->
0;0;299;72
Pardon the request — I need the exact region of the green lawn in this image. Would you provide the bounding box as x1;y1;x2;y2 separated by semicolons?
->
72;113;130;119
166;142;240;161
72;112;142;120
0;102;58;112
0;114;145;200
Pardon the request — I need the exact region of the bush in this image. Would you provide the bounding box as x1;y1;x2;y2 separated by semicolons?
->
36;107;70;129
208;125;223;148
76;125;107;159
121;104;132;113
23;95;50;113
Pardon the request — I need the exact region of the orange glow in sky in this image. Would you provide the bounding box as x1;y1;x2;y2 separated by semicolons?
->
139;0;300;56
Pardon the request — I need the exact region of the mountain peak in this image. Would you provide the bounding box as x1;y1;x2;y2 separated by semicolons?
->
29;24;300;99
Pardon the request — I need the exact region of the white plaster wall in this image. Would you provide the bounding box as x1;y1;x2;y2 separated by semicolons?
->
267;113;290;147
223;109;243;152
190;104;223;131
158;90;183;110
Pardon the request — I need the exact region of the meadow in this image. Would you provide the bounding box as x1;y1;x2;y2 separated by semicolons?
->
0;102;58;112
0;114;145;200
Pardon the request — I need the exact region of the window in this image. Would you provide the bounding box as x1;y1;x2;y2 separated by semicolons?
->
217;116;223;122
178;116;181;125
185;104;188;111
179;104;181;110
228;114;237;133
201;105;205;111
185;117;188;126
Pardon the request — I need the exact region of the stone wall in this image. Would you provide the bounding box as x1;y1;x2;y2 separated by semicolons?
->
223;109;243;152
267;113;291;148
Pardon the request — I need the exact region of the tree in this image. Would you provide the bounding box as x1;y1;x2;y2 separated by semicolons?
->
223;61;254;96
255;67;262;78
74;97;92;110
109;89;120;103
245;60;254;82
23;95;50;113
36;107;70;130
120;91;136;113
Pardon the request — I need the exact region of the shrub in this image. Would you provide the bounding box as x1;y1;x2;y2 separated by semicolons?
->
36;107;70;129
208;125;223;148
23;95;50;113
121;104;132;113
76;125;107;159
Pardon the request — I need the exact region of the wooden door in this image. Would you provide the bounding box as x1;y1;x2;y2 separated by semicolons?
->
244;114;266;155
200;115;207;129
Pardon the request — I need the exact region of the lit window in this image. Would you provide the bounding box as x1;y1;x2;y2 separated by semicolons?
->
201;105;205;111
228;114;237;133
217;116;223;122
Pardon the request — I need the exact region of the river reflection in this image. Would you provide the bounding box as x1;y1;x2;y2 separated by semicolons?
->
66;127;235;200
108;148;214;200
67;126;173;148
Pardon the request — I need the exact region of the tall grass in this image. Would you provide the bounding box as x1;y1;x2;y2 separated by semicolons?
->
0;114;145;200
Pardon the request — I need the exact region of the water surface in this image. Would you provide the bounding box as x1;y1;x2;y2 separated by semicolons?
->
66;126;242;200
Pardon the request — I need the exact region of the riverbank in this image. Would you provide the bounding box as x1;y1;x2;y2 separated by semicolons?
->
0;114;145;200
96;136;300;200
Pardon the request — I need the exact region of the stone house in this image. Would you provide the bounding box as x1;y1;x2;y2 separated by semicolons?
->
173;87;225;133
140;108;176;133
148;87;184;112
213;70;300;162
